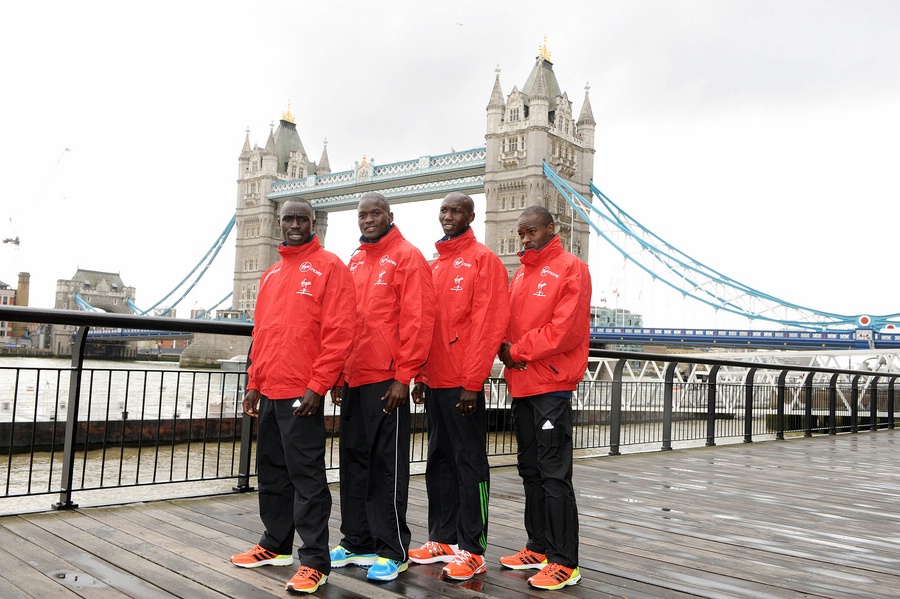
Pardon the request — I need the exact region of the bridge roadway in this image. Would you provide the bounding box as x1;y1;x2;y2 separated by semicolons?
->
1;431;898;598
590;326;900;349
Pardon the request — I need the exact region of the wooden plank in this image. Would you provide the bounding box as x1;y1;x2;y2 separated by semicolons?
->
0;524;83;599
12;512;218;598
0;516;164;598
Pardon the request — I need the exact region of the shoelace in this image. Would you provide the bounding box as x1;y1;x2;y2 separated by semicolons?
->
294;567;323;582
513;549;544;563
251;546;276;559
424;541;450;556
449;550;474;565
540;564;571;582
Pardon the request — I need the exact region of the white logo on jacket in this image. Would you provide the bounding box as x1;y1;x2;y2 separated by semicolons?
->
375;270;387;286
297;278;313;296
451;275;464;292
540;265;560;279
299;262;322;276
379;255;398;267
533;281;547;297
453;257;472;268
262;266;281;285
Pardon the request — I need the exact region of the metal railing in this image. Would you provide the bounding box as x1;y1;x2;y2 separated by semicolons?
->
2;305;899;514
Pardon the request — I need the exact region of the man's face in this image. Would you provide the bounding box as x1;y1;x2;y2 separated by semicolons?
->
439;195;474;238
517;212;555;252
358;196;392;242
280;201;314;246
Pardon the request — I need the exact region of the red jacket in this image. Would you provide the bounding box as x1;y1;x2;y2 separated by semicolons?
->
344;225;435;386
504;235;591;397
421;228;510;391
247;237;357;399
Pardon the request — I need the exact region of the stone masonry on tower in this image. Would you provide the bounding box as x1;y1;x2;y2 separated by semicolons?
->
484;43;596;279
232;106;331;319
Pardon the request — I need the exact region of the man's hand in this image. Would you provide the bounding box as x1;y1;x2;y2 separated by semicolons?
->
242;389;261;417
457;388;478;416
499;343;527;370
381;380;410;414
293;388;322;417
411;382;426;405
330;385;343;406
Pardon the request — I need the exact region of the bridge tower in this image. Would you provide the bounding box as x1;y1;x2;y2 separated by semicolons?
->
51;269;135;355
484;42;596;277
232;106;330;319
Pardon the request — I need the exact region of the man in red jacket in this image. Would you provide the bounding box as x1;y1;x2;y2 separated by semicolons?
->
498;205;590;590
409;192;509;581
329;192;436;582
231;197;356;595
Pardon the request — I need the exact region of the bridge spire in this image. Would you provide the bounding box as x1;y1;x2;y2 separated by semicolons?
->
318;138;331;175
281;100;296;125
538;35;552;63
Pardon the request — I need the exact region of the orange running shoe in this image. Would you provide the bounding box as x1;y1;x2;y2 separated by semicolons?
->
231;544;293;568
498;547;547;570
442;550;486;580
408;541;458;564
285;566;327;593
528;563;582;590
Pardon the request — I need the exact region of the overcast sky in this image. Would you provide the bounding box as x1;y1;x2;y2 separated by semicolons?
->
2;1;898;329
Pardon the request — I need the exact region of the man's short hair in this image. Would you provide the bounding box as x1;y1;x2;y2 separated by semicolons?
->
520;205;554;226
282;197;313;211
360;191;390;210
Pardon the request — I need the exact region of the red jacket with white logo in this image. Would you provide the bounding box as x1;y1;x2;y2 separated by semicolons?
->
247;236;357;399
344;225;435;387
421;227;510;391
504;235;591;398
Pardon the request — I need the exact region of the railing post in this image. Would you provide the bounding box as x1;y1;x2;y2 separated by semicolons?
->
850;375;860;434
775;370;788;440
608;358;626;456
234;411;256;492
705;365;720;447
743;368;757;443
662;362;677;451
54;326;89;510
869;376;879;431
234;358;255;492
827;373;838;435
805;374;816;437
889;379;896;430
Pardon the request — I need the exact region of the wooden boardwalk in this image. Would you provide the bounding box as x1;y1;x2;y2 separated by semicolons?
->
2;431;900;598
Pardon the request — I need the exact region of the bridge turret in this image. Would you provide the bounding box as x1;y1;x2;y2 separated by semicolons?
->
318;139;331;176
486;66;505;135
261;123;278;175
576;84;596;182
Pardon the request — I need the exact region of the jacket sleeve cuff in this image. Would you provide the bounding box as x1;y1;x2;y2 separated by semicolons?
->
462;379;486;392
394;369;417;385
307;381;328;397
509;345;522;362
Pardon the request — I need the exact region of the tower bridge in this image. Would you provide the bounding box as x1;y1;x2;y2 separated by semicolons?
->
233;43;595;319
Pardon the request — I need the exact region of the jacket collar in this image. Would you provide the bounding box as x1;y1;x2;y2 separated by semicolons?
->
435;226;476;256
519;234;563;267
278;234;320;258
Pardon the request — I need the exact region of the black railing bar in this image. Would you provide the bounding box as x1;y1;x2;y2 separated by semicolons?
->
0;305;252;337
589;348;900;381
55;325;89;510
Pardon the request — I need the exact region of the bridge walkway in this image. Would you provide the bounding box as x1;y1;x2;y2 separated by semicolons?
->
1;432;898;598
